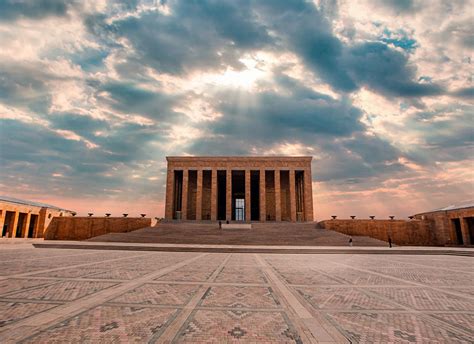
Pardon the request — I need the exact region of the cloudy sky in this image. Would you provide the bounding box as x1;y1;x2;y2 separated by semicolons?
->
0;0;472;218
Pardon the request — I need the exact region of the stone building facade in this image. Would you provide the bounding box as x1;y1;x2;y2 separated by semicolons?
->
413;203;474;246
321;203;474;246
165;156;314;222
1;196;76;238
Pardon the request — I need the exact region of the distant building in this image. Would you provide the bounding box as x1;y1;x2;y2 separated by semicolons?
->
165;156;314;222
413;201;474;246
1;196;76;238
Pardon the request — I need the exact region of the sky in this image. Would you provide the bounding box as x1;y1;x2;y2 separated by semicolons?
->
0;0;473;219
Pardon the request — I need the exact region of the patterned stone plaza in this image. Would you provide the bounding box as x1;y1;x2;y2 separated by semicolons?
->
0;244;473;343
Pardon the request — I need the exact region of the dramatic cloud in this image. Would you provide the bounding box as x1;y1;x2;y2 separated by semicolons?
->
0;0;75;21
0;0;472;218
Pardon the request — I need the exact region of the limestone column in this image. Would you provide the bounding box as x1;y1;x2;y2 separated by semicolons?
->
303;168;314;221
196;169;203;220
259;169;266;222
245;170;251;222
275;169;282;221
210;169;217;221
289;170;297;222
181;169;188;220
23;213;31;238
165;168;174;219
10;211;19;238
0;213;5;237
226;169;232;221
460;218;470;245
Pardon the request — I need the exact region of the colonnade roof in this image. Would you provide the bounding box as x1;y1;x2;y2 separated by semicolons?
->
0;195;73;212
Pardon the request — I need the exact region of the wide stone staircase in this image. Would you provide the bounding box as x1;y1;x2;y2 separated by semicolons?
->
87;221;387;246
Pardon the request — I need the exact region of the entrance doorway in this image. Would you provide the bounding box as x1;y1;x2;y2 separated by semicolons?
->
16;213;27;237
235;198;245;221
231;171;245;221
28;214;38;238
452;218;464;245
3;211;15;237
466;217;474;245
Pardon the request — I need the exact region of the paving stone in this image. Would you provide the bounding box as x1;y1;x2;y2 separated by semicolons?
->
155;268;215;282
295;286;402;311
277;271;342;285
175;310;301;343
21;305;179;343
0;246;473;343
33;267;109;279
0;301;58;328
327;312;474;343
368;287;474;311
199;286;280;309
109;283;201;306
214;267;267;284
0;279;58;296
367;267;472;286
439;286;474;297
4;281;117;301
429;313;474;333
84;269;155;280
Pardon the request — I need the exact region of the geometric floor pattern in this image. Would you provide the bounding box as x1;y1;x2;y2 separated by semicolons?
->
0;244;473;343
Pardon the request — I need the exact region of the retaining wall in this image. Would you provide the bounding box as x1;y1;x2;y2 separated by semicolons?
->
319;219;437;245
44;217;151;240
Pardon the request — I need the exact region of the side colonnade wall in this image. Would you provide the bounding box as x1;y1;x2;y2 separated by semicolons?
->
44;217;152;240
319;219;436;245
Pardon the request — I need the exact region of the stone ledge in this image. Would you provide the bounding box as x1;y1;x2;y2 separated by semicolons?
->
222;224;252;230
32;242;474;256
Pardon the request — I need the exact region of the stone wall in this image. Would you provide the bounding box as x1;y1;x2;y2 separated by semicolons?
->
319;219;436;245
1;200;75;238
44;217;152;241
414;207;474;245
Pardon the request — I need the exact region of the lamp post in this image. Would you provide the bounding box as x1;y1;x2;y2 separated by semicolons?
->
331;215;337;220
123;214;128;218
105;213;111;217
350;216;356;220
140;214;146;218
88;213;93;217
369;216;375;220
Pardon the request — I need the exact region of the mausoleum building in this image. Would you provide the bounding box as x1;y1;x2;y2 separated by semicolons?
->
165;156;314;222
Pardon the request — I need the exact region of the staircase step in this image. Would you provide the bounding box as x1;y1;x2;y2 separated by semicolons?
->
86;222;387;247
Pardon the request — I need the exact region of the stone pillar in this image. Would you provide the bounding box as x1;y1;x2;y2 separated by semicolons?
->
181;169;188;220
165;168;174;219
259;169;266;222
10;211;19;238
37;208;47;238
0;213;5;237
460;218;470;245
289;170;297;222
303;168;314;221
23;213;31;238
245;169;251;222
226;169;232;221
210;169;217;221
275;169;282;221
196;169;203;221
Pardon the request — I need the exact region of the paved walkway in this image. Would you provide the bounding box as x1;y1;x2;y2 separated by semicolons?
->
0;244;473;343
33;240;474;256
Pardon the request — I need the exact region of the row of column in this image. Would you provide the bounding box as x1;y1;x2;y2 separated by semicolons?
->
166;168;313;222
451;217;473;245
0;211;36;238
